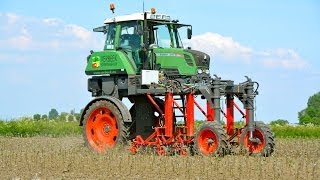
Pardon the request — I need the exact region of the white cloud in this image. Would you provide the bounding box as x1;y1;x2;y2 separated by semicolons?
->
7;27;32;50
186;32;253;63
64;24;92;41
43;18;62;26
0;13;102;52
4;13;19;24
188;32;308;70
258;48;307;69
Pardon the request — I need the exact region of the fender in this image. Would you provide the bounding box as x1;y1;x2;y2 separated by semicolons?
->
79;96;132;126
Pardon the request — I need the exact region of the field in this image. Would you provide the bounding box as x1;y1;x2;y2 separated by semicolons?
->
1;136;319;179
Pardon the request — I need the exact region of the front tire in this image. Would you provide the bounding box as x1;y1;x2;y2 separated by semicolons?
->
240;121;275;156
193;121;228;156
82;100;127;152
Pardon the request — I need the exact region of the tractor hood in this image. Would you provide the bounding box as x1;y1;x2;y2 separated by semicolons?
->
185;49;210;69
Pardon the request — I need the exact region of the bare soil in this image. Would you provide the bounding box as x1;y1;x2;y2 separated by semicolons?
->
0;136;319;179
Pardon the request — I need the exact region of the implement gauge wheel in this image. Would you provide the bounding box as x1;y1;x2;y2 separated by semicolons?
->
240;121;275;157
82;100;127;152
193;121;229;156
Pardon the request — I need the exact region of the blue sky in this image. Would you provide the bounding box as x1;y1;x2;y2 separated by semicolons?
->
0;0;319;123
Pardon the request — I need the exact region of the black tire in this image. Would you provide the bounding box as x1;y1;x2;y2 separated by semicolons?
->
240;121;275;157
193;121;229;156
82;100;127;152
125;98;165;140
125;105;137;140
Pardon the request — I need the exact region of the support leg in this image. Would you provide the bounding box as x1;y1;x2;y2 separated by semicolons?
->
206;101;214;121
165;92;173;137
245;79;255;139
186;93;194;136
226;95;234;135
213;78;221;122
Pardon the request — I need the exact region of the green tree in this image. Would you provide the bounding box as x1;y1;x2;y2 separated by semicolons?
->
270;119;289;126
59;112;68;121
49;108;59;120
33;114;41;121
67;115;75;122
299;92;320;125
41;114;48;120
74;109;84;121
74;113;81;121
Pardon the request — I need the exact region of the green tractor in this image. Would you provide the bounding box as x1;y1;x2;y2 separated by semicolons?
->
79;7;275;156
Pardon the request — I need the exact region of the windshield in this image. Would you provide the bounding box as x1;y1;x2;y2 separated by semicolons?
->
104;23;116;50
151;23;184;48
119;21;142;51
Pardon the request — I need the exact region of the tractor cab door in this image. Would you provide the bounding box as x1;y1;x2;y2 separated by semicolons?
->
118;21;143;71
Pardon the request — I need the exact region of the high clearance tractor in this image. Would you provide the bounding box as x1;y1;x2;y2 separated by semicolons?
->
79;4;275;156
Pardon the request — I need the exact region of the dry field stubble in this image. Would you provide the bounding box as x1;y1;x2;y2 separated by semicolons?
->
0;136;319;179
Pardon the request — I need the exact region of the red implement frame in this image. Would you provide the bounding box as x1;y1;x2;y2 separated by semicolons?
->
186;93;194;136
130;92;250;155
130;92;195;155
226;95;234;135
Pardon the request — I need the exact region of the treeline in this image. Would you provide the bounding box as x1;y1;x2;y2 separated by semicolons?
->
0;117;319;138
31;108;82;122
0;108;83;137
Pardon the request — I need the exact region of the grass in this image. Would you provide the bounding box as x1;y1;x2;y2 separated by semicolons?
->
0;118;81;137
0;118;319;138
271;124;320;138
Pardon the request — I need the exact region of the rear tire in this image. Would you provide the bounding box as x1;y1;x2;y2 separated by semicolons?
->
125;98;165;140
240;121;275;157
82;100;127;152
193;121;229;156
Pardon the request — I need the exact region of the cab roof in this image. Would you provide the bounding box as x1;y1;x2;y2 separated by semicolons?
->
104;12;171;24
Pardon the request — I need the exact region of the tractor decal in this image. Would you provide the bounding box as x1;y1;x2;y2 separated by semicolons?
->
92;56;101;68
155;53;184;57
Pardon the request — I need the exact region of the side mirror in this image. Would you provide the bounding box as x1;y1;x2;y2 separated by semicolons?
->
93;26;107;34
187;28;192;39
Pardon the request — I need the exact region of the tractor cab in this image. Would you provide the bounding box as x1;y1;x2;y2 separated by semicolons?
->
89;10;208;77
85;8;210;98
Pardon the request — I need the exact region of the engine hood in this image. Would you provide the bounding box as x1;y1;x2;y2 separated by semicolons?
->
184;49;210;69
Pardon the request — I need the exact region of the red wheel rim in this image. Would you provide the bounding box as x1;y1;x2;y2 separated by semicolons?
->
86;107;119;152
197;129;218;154
243;129;265;153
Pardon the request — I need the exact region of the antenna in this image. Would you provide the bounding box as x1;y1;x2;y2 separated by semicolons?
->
143;0;145;12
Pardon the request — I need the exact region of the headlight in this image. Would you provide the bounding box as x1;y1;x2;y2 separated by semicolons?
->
197;69;203;74
205;69;210;74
